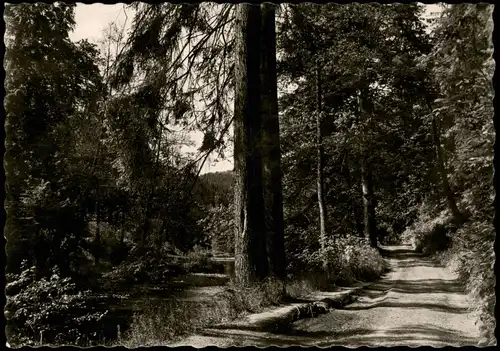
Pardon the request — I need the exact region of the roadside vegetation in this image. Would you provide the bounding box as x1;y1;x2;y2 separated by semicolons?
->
400;4;495;346
4;3;493;347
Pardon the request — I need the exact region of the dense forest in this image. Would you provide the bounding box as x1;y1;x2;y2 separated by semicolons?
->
4;2;495;347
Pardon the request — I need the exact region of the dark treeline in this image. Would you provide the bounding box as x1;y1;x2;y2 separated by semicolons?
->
4;2;494;347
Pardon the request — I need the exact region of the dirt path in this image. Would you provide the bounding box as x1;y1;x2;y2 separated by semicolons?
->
176;245;480;347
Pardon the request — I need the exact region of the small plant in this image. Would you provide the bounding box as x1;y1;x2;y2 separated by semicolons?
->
285;273;329;298
122;299;198;346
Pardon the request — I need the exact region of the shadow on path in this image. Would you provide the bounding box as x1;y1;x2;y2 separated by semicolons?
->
361;278;464;296
344;300;468;314
198;324;477;347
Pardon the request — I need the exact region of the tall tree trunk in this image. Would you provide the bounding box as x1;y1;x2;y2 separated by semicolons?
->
234;4;268;286
260;3;285;280
316;63;328;270
358;91;377;247
430;113;466;224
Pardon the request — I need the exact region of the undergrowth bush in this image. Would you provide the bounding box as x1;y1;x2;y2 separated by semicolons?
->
105;248;225;290
378;225;401;245
437;220;496;346
402;209;455;255
105;255;187;289
122;299;208;346
221;278;284;313
182;249;225;274
5;265;115;347
285;273;331;297
306;236;386;286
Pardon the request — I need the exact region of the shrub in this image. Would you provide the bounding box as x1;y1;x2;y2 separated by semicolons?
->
104;254;187;289
5;265;114;346
305;236;386;286
377;224;401;245
224;278;284;312
402;209;455;256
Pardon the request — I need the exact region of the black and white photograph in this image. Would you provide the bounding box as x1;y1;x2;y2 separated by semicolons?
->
3;1;495;347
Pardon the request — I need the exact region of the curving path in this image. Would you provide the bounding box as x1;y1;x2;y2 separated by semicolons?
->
173;245;480;347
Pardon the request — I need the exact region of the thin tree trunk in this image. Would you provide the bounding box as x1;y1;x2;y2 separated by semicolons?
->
94;55;111;263
361;161;377;247
345;160;364;237
358;90;377;247
234;3;268;287
141;124;163;247
260;3;285;280
316;63;328;270
120;210;125;246
94;187;101;264
430;114;466;224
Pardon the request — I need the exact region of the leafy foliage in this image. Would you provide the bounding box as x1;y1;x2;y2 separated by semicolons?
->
5;265;115;347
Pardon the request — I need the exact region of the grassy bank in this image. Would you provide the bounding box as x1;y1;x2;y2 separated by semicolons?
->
120;278;285;346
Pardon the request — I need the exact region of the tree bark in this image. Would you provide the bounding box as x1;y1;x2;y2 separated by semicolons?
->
234;4;268;287
358;91;377;247
316;63;328;270
260;3;286;280
430;114;466;224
